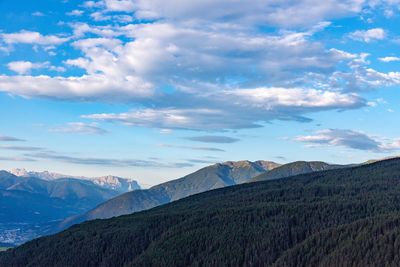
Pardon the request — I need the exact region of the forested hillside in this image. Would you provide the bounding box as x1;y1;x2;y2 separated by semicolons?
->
249;161;344;182
58;160;278;229
2;158;400;266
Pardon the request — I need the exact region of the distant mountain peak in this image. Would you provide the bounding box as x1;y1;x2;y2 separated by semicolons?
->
10;168;28;177
220;160;253;168
219;160;280;170
10;169;85;181
9;169;140;193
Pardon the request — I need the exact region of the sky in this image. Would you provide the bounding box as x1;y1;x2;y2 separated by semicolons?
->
1;0;400;186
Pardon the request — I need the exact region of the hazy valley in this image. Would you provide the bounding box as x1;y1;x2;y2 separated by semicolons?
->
0;170;140;245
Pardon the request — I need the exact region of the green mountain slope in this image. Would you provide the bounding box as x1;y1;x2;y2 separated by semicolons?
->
2;158;400;266
273;214;400;267
58;160;279;229
249;161;344;182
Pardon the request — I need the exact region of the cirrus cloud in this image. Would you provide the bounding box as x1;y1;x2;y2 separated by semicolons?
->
294;129;400;152
50;122;108;135
0;135;25;142
185;136;240;144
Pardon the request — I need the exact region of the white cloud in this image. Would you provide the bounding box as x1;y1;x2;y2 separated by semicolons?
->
0;74;153;101
83;1;104;8
379;56;400;62
1;30;69;45
312;52;400;92
32;11;45;17
64;22;343;88
82;87;365;130
295;129;400;152
7;61;65;75
104;0;135;12
71;37;121;51
349;28;386;43
7;61;44;75
224;88;361;109
0;0;392;135
90;11;111;21
66;9;84;16
70;23;120;38
99;0;364;28
349;68;400;88
0;21;353;105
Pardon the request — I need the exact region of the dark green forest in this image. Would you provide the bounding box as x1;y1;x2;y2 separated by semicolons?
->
2;158;400;266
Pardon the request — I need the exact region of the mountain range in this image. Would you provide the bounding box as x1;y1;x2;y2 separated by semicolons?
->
58;160;347;231
9;169;141;193
58;160;281;229
3;157;400;266
0;170;140;245
0;159;353;245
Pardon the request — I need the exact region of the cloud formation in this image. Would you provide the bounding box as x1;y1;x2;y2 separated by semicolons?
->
185;136;240;144
26;151;193;168
295;129;400;152
0;135;25;142
0;145;45;151
0;156;36;162
0;0;396;135
1;30;68;45
7;61;65;75
100;0;364;28
379;56;400;63
51;122;108;135
0;74;153;101
349;28;386;43
82;88;365;130
160;144;225;152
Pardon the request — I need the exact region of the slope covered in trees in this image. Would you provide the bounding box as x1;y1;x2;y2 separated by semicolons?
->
58;160;279;230
249;161;345;182
2;158;400;266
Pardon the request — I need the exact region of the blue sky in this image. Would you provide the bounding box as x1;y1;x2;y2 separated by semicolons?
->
1;0;400;185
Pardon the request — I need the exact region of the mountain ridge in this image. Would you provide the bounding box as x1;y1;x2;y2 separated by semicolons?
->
56;160;280;230
249;160;346;182
9;168;140;193
3;158;400;266
0;170;137;245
